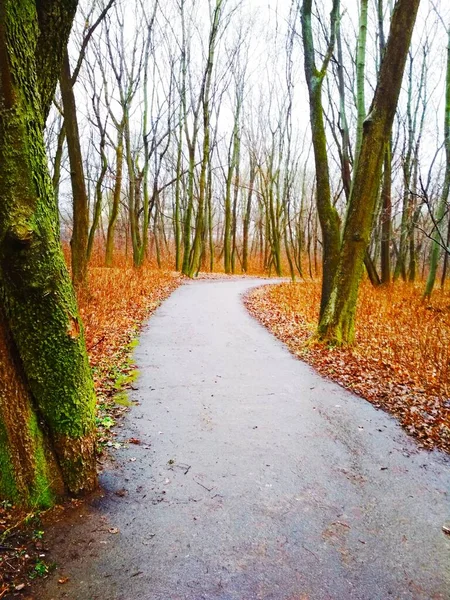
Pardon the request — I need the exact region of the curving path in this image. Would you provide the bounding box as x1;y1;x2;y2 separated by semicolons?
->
40;279;450;600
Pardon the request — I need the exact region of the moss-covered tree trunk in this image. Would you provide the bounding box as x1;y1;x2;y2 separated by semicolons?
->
0;0;97;506
0;310;64;507
301;0;341;318
318;0;421;344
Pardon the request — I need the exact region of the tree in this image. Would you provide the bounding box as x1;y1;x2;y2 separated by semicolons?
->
60;49;90;288
301;0;341;318
59;0;115;285
318;0;421;345
424;22;450;297
0;0;97;507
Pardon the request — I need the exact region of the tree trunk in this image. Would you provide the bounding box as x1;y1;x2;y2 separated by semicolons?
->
105;126;124;267
424;26;450;297
0;309;64;507
0;0;97;506
242;158;256;273
355;0;368;165
301;0;341;317
318;0;421;344
87;130;107;261
380;142;392;283
60;51;89;289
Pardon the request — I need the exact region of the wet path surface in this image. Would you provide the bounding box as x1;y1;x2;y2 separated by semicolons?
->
40;279;449;600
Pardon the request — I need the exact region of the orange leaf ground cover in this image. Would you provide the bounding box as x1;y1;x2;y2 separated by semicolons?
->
244;281;450;453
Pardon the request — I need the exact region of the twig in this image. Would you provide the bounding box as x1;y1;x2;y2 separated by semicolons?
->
194;480;214;492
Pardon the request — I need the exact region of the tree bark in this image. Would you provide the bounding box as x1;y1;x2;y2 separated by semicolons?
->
0;0;97;505
318;0;421;344
424;26;450;297
301;0;341;317
105;125;124;267
60;50;89;288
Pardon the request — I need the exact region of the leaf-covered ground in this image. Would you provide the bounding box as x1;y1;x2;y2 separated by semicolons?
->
0;268;181;598
245;281;450;454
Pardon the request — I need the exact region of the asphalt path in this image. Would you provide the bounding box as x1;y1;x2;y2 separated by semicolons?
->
39;279;450;600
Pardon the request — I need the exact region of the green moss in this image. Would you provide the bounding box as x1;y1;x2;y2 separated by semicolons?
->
114;393;133;407
0;419;19;504
27;412;55;509
0;1;97;496
0;409;59;509
114;369;139;390
127;338;139;350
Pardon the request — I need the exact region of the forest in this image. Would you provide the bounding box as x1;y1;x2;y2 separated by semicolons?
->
0;0;449;596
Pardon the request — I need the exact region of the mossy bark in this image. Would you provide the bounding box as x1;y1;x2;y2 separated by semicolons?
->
301;0;341;317
0;0;97;505
318;0;421;344
0;309;64;507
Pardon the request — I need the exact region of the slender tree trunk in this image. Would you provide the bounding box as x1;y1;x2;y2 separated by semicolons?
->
231;139;241;274
87;132;107;261
301;0;341;317
336;9;381;288
424;26;450;297
318;0;421;344
242;159;256;273
207;163;215;272
380;143;392;283
355;0;368;165
441;214;450;287
378;0;392;285
60;51;89;289
105;126;124;267
182;145;195;274
52;121;66;205
174;122;183;271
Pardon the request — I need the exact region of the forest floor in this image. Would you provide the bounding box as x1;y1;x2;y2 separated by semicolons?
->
30;279;450;600
245;281;450;454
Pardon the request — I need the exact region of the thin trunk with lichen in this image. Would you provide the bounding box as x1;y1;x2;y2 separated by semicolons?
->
318;0;421;344
0;0;97;507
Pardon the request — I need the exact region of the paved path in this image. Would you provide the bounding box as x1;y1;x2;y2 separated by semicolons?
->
40;279;450;600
